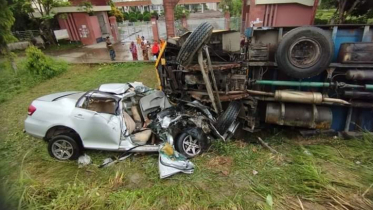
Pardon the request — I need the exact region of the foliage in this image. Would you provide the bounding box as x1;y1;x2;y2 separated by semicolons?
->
78;1;94;16
109;1;124;22
25;46;68;80
137;13;143;21
174;5;190;20
143;13;151;21
320;0;373;24
219;0;242;16
8;0;38;31
123;12;130;21
151;10;159;19
0;0;16;54
19;0;70;45
128;12;137;22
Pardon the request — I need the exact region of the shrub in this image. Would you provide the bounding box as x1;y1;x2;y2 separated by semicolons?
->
143;13;151;21
129;12;137;22
137;13;143;21
25;46;68;80
314;18;328;25
123;12;129;20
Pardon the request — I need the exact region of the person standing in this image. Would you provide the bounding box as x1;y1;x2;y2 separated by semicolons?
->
136;35;142;46
106;36;116;61
152;41;160;59
130;41;138;60
141;41;149;60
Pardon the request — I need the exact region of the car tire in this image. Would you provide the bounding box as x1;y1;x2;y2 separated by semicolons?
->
48;133;81;160
175;128;209;158
276;26;334;79
215;101;242;135
176;22;214;66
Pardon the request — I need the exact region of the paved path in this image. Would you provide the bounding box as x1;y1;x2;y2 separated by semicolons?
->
47;41;154;64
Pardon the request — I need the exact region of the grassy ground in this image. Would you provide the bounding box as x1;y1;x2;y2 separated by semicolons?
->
1;63;373;210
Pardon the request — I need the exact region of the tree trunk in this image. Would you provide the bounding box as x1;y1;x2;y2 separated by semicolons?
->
338;0;347;24
41;19;56;45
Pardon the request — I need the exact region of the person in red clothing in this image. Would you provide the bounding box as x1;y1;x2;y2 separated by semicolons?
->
152;41;160;59
129;41;138;60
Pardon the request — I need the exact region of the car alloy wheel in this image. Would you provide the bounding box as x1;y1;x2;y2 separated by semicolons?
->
182;135;201;157
51;139;74;160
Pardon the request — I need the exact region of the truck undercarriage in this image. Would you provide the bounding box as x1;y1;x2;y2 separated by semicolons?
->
156;23;373;134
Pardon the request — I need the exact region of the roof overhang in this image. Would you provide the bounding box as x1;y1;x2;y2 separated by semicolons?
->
32;5;111;18
255;0;315;7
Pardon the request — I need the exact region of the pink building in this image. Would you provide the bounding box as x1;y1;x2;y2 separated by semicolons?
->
242;0;318;28
54;0;119;45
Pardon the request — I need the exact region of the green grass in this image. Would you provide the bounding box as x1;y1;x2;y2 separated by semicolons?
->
1;63;373;209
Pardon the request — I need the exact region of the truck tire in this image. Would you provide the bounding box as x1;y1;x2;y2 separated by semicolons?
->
276;26;334;79
176;22;213;66
215;101;242;135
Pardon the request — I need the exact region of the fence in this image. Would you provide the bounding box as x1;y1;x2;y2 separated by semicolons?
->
117;17;244;42
12;30;41;41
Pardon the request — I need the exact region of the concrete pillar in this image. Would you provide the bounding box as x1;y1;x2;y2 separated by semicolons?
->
109;16;119;42
224;11;230;30
158;5;161;14
151;16;159;41
164;0;180;38
201;4;204;13
189;4;192;12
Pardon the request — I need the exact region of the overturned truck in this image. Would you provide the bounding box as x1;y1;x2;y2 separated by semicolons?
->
156;22;373;135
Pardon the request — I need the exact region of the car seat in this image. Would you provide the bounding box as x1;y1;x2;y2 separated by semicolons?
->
122;110;152;145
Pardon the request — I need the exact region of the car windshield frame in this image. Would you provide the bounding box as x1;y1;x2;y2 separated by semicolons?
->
76;90;121;115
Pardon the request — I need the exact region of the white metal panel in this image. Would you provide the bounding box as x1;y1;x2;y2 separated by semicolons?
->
255;0;315;6
222;32;241;52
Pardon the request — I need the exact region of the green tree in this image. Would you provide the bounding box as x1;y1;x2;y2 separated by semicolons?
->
219;0;242;16
0;0;16;53
109;0;124;22
174;5;190;20
320;0;373;23
78;1;94;16
21;0;70;45
0;0;18;72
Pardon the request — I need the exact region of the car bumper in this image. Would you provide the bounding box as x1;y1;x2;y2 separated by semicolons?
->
24;116;48;139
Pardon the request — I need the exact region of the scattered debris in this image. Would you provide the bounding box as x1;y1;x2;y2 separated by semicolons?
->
297;196;305;210
363;183;373;198
303;149;312;156
257;137;279;154
78;154;92;168
99;154;133;168
159;143;195;179
355;161;361;165
252;170;258;175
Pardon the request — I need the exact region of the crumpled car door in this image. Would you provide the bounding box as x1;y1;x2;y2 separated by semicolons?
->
70;109;121;150
158;143;195;179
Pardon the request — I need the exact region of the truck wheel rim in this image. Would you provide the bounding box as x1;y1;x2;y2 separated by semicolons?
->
52;140;73;160
182;135;201;156
288;38;321;69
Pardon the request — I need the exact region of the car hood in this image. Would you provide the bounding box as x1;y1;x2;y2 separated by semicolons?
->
36;91;83;102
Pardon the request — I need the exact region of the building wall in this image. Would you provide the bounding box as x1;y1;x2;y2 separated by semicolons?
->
89;16;102;39
274;4;313;26
245;0;315;27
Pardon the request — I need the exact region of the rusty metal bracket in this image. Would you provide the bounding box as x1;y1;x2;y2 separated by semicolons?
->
203;45;222;113
198;50;219;113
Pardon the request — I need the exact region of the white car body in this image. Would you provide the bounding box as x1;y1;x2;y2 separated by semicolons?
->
25;83;167;153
